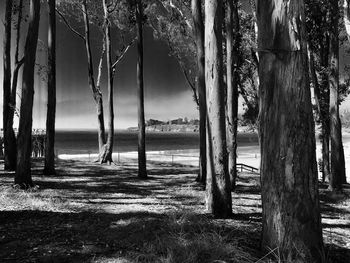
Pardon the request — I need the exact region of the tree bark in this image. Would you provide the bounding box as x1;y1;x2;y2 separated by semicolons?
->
205;0;232;218
82;0;106;157
226;0;240;190
258;0;324;261
191;0;206;185
3;0;17;171
136;0;147;178
16;0;41;188
99;0;114;164
329;1;346;190
44;0;57;175
344;0;350;43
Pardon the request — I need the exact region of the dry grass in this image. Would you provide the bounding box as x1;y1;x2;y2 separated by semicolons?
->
0;159;349;262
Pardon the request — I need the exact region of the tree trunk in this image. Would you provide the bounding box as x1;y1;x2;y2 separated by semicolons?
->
16;0;41;188
99;0;114;165
3;0;17;171
329;1;346;190
258;0;324;261
191;0;206;185
136;0;147;178
191;0;207;185
226;0;240;190
44;0;56;175
82;0;106;157
344;0;350;43
205;0;232;218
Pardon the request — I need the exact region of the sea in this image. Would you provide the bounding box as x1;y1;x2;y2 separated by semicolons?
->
55;130;260;156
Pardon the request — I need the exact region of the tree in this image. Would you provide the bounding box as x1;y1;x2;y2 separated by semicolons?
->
191;0;206;184
306;0;331;182
57;0;135;163
329;0;346;190
226;0;240;189
136;0;147;178
44;0;57;175
16;0;41;188
258;0;324;261
205;0;232;218
3;0;17;171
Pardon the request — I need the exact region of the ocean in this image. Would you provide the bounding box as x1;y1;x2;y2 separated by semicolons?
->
55;130;259;155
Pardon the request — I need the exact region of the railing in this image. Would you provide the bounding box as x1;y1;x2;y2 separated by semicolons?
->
236;163;259;173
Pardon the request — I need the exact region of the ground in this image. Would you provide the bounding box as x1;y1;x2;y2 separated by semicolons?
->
0;159;349;262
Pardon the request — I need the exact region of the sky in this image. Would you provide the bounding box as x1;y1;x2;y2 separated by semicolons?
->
0;1;201;130
1;2;350;130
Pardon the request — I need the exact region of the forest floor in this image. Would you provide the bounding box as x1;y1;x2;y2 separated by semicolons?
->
0;158;349;263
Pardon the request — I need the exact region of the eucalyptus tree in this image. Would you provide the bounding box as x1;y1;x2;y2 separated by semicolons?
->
44;0;57;175
329;0;346;190
205;0;231;218
3;0;17;171
258;0;324;261
57;0;135;163
136;0;147;178
16;0;41;188
191;0;206;184
226;0;240;189
148;0;207;183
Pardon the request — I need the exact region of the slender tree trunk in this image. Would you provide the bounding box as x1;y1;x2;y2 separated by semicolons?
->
44;0;56;175
258;0;324;261
329;1;346;190
205;0;232;218
226;0;240;190
100;0;114;164
320;56;331;182
344;0;350;43
16;0;41;188
3;0;17;171
191;0;206;185
82;0;106;156
136;0;147;178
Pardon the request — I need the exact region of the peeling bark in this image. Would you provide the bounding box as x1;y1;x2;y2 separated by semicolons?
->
205;0;232;218
258;0;324;261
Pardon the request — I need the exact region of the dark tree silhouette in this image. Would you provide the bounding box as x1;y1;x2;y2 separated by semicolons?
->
136;0;147;178
44;0;57;175
3;0;17;171
16;0;41;188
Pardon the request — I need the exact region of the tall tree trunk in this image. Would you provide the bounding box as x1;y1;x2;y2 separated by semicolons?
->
100;0;114;164
3;0;17;171
258;0;324;261
16;0;41;188
320;37;331;182
329;0;346;190
205;0;232;218
226;0;240;190
44;0;56;175
136;0;147;178
82;0;106;157
191;0;206;185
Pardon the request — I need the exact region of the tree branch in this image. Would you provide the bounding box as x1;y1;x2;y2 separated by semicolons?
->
56;8;85;41
112;38;136;73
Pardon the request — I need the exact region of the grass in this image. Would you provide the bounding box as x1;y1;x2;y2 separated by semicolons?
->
0;159;349;262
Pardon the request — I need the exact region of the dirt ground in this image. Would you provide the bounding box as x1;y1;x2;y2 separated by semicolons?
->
0;159;349;262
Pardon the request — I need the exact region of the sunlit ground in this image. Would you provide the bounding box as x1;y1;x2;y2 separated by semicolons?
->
0;158;349;262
